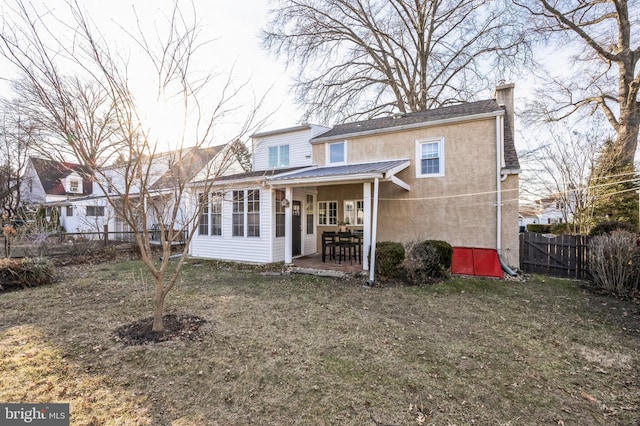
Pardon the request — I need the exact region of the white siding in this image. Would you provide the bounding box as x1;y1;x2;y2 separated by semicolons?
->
190;188;277;263
252;125;331;171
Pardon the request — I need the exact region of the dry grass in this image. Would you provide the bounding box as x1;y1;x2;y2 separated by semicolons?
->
0;259;639;425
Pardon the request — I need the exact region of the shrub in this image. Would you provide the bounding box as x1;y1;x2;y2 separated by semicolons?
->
589;220;637;237
400;240;452;285
588;230;640;297
526;224;552;233
0;257;55;291
375;241;404;278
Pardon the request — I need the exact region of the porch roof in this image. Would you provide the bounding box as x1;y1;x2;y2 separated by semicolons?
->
267;159;411;188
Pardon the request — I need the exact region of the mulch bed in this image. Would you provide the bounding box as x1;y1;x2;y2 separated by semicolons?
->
114;314;208;346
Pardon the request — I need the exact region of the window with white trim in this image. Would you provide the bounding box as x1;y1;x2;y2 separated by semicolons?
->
344;200;364;226
327;141;346;165
233;189;261;237
268;145;290;168
86;206;104;216
275;189;285;238
198;193;209;236
306;194;314;234
318;201;337;225
211;192;222;236
69;180;79;192
416;137;444;177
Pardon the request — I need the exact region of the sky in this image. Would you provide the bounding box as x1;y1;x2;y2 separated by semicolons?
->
0;0;301;148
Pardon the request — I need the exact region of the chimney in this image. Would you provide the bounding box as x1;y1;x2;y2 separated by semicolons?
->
494;82;515;138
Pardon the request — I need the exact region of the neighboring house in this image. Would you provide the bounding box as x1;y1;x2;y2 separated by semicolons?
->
20;157;93;229
189;83;521;271
22;144;240;234
519;190;578;231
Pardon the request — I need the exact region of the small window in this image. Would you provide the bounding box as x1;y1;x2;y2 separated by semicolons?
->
416;138;444;177
268;145;290;168
86;206;105;216
69;180;79;192
66;206;73;217
328;141;346;165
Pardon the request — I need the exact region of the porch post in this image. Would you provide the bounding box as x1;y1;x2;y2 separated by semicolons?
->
368;178;380;284
362;182;372;270
284;186;293;264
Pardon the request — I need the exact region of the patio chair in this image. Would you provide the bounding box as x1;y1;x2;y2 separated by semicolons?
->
337;232;357;264
322;231;337;262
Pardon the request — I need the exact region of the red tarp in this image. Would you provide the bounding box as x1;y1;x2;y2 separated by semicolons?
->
451;247;503;278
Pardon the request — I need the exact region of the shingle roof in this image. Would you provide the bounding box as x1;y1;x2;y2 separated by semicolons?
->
150;145;226;191
311;99;520;171
30;157;92;195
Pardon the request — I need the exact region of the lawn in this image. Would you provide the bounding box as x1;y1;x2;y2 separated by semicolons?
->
0;259;638;425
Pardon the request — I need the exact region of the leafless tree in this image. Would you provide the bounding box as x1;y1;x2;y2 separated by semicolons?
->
0;101;35;217
514;0;640;167
0;0;265;331
261;0;530;123
519;122;608;234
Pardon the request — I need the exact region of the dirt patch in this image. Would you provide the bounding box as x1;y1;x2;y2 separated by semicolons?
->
114;314;207;346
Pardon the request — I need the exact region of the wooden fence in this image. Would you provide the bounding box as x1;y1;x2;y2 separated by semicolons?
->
519;232;590;279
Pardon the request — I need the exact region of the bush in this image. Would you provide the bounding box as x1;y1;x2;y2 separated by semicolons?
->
375;241;405;278
526;224;553;233
0;257;55;291
588;230;640;297
400;240;452;285
589;220;637;237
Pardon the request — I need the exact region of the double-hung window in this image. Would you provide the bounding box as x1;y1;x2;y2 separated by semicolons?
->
416;137;444;177
86;206;105;216
211;192;222;236
233;189;261;237
275;190;285;238
268;145;290;168
327;141;346;165
198;193;209;236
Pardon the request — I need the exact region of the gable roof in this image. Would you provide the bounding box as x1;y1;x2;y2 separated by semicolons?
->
149;145;227;191
311;99;520;171
29;157;92;196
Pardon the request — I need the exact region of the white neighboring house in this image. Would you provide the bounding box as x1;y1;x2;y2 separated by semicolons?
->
21;144;241;237
519;191;578;231
20;157;93;229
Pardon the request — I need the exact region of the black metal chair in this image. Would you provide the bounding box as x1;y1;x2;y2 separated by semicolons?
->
322;231;337;262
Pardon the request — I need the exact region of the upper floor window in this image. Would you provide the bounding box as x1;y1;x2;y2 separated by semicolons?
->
327;141;346;165
69;180;79;192
416;137;444;178
268;145;290;168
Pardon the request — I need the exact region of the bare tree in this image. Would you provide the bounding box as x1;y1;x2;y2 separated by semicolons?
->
0;0;265;331
515;0;640;167
261;0;529;123
0;101;35;217
519;122;608;234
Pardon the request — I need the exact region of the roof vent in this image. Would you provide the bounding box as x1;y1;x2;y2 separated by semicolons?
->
392;112;407;119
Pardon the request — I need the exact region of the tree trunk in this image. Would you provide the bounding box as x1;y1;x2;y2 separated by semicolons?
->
617;111;640;166
152;278;165;332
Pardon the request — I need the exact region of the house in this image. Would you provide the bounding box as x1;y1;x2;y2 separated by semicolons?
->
189;83;521;274
21;144;240;235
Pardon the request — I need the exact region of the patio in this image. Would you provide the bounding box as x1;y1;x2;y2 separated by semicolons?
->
291;253;366;275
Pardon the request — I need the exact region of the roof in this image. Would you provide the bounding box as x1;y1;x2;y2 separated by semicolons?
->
310;99;520;171
149;145;226;191
190;166;309;186
29;157;92;196
268;159;411;187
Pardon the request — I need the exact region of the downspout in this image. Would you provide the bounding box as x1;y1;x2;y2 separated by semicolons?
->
367;178;380;285
496;114;517;276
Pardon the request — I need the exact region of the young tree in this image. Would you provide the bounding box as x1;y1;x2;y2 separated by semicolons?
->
515;0;640;167
0;0;265;331
261;0;530;123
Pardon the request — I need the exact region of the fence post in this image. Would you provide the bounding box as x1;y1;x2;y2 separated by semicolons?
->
103;224;108;247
